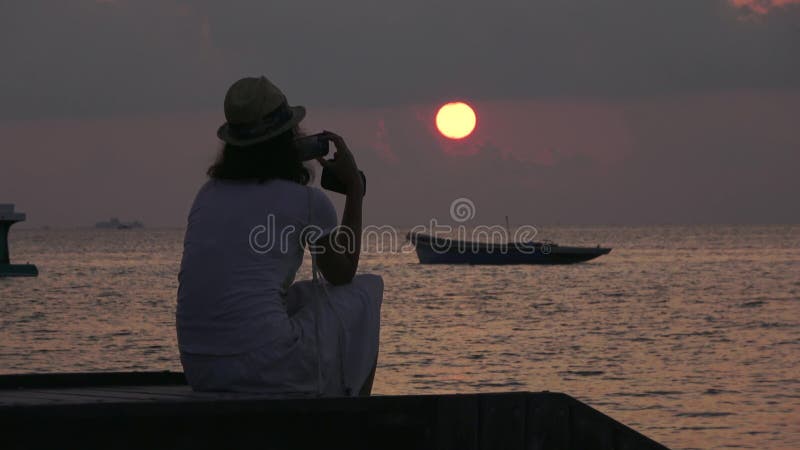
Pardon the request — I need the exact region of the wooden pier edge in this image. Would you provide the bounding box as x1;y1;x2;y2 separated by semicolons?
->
0;371;670;450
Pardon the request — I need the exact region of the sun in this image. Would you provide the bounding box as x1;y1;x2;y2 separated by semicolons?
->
436;102;477;139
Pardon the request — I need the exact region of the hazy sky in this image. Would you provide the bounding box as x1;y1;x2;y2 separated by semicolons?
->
1;0;799;227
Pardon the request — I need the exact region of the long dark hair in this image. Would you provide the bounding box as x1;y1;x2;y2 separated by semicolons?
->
207;127;311;185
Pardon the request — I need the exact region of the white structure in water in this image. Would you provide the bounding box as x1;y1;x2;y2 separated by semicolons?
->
0;204;38;277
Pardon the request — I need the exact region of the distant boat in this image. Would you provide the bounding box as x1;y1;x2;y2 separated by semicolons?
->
95;218;144;229
408;232;611;265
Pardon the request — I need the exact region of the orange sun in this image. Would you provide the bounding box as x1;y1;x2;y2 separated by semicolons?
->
435;102;477;139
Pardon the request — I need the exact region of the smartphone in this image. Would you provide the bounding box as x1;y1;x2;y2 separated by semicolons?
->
294;133;329;161
321;168;366;196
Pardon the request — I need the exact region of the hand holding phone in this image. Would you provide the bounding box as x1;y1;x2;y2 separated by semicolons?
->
294;133;329;161
316;131;366;196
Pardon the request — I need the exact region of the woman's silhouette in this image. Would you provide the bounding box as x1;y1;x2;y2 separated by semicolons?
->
176;76;382;396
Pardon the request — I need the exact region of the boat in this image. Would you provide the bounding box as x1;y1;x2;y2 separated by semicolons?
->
95;217;144;229
408;232;611;265
0;204;38;277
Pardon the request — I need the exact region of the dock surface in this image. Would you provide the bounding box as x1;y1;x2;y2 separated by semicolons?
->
0;371;669;450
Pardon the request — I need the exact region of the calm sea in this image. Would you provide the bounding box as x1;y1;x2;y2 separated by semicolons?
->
1;225;798;450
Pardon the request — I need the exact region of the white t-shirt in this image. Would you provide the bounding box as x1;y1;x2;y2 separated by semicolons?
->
176;178;338;355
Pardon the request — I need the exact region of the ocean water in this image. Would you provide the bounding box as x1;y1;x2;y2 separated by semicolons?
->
1;225;798;450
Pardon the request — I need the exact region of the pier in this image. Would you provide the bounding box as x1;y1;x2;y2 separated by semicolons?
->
0;204;38;277
0;371;670;449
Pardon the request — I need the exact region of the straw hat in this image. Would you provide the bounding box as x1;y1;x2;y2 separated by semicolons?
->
216;76;306;146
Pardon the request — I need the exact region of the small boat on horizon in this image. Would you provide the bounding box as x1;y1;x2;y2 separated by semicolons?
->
95;217;144;230
408;232;611;265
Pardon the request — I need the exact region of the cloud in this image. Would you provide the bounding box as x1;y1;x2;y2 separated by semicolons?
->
1;0;799;119
731;0;800;14
263;92;800;226
1;90;798;226
0;0;228;119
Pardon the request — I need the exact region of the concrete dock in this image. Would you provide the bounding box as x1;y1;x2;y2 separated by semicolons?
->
0;203;38;277
0;371;669;449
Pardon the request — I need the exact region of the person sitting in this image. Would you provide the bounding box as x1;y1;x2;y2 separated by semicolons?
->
176;76;382;396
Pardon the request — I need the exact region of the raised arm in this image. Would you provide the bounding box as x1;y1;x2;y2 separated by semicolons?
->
315;132;364;285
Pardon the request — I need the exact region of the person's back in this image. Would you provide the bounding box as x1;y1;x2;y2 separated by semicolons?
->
176;178;336;356
176;76;382;396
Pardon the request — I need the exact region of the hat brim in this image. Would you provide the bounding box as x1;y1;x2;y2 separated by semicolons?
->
216;105;306;146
